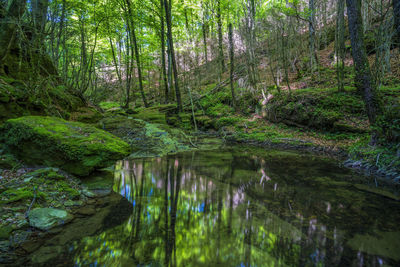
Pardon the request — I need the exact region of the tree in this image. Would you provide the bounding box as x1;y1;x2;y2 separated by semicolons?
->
125;0;148;108
216;0;225;77
228;23;235;109
164;0;182;111
159;0;169;103
394;0;400;46
346;0;382;141
336;0;345;92
0;0;27;74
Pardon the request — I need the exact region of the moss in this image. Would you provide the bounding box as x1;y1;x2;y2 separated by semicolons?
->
131;109;166;124
99;114;188;157
70;107;104;124
1;187;46;203
99;102;121;110
1;116;131;176
264;87;371;131
56;180;80;199
0;152;20;169
0;225;13;240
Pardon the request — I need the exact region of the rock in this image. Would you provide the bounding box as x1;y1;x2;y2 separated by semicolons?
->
70;106;104;124
99;115;188;157
28;208;73;231
1;116;131;176
76;206;96;216
63;200;83;207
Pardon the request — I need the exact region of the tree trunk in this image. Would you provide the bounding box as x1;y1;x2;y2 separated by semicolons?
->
217;0;225;76
346;0;382;138
32;0;49;54
202;22;208;63
309;0;316;77
336;0;345;91
160;0;169;103
126;0;148;108
0;0;27;69
55;0;66;67
394;0;400;46
228;23;235;109
164;0;182;112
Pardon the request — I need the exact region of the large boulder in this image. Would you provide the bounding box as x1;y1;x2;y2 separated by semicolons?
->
1;116;131;176
99;115;189;157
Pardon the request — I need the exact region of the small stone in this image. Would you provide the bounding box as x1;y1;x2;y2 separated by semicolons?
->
28;208;73;231
64;200;83;207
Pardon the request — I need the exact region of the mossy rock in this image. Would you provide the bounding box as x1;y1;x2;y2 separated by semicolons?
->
99;115;189;157
70;107;104;124
1;116;131;176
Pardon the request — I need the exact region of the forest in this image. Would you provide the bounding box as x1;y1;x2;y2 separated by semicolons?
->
0;0;400;266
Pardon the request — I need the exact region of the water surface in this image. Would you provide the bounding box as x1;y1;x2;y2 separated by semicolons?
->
67;147;400;266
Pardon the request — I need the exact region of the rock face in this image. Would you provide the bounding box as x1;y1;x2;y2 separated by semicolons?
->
1;116;131;176
28;208;73;231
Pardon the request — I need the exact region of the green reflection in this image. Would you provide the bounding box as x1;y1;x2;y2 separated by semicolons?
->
68;147;400;267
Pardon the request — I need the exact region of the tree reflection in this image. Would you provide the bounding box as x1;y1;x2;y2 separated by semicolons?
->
68;150;400;267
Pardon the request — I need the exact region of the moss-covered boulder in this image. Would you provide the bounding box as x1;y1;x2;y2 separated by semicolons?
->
1;116;131;176
99;115;189;157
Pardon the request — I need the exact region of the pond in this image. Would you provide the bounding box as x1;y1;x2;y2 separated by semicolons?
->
29;146;400;266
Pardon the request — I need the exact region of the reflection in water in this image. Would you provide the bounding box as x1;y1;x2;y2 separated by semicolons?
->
69;148;400;266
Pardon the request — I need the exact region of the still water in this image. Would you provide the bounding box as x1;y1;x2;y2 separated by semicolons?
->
67;147;400;266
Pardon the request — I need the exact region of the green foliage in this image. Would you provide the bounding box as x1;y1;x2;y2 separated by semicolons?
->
99;102;121;110
206;103;234;117
348;136;400;175
375;105;400;143
215;116;244;128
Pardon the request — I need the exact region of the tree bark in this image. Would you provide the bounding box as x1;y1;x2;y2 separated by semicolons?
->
126;0;148;108
164;0;182;112
0;0;27;67
202;22;208;63
32;0;49;54
55;0;66;67
160;0;169;103
346;0;382;135
216;0;225;75
336;0;345;91
394;0;400;46
228;23;235;109
309;0;316;77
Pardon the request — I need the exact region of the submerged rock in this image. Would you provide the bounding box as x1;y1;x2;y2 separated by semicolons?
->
1;116;131;176
28;208;73;231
